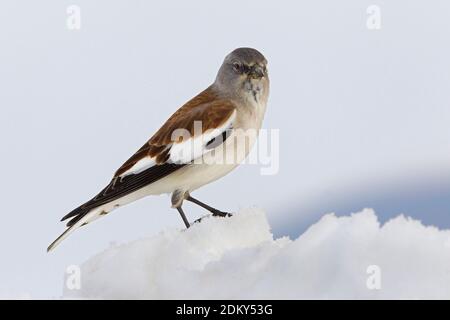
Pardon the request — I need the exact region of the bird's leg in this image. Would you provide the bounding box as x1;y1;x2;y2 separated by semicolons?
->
176;206;190;228
186;196;232;218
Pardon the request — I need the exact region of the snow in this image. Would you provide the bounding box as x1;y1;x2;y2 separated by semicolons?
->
64;208;450;299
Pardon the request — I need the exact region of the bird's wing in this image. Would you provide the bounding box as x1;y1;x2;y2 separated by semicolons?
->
61;87;236;226
115;89;236;177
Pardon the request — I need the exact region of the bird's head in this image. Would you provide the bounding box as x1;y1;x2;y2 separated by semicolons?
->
215;47;269;104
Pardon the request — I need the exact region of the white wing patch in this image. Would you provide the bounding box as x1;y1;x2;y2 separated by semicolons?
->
169;110;236;164
118;110;236;176
119;156;156;178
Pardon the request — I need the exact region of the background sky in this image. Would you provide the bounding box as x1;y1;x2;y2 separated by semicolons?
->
0;0;449;298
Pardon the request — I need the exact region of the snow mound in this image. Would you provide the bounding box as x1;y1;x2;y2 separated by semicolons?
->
64;208;450;299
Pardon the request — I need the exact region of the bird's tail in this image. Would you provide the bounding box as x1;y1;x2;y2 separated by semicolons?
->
47;208;101;252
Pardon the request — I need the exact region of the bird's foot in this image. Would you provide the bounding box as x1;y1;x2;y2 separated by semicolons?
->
194;211;233;224
211;210;233;218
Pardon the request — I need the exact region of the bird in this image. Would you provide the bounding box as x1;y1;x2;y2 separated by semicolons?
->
47;47;270;252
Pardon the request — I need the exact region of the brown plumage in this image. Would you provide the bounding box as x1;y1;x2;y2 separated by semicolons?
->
114;87;236;177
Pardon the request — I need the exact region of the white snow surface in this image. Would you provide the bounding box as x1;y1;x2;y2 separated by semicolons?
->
64;208;450;299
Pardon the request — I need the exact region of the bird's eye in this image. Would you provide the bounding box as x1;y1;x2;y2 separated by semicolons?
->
233;62;242;73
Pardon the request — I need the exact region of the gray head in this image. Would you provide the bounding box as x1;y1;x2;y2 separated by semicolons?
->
214;48;269;104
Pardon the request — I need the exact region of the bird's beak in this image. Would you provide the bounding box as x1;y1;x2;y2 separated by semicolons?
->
249;65;265;79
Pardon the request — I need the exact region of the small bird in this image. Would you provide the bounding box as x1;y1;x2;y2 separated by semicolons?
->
48;47;270;252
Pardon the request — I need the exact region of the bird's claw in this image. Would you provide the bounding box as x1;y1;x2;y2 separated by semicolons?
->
194;211;233;224
211;210;233;218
